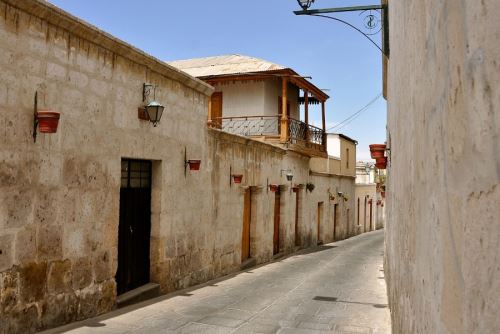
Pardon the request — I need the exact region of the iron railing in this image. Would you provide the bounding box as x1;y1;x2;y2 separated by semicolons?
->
288;118;324;145
208;116;280;136
209;115;325;149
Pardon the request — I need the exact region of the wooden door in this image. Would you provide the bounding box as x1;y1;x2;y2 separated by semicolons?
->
273;189;281;255
294;190;300;247
117;159;152;295
357;198;360;226
333;204;338;241
364;197;368;232
241;188;251;261
317;202;323;245
210;92;223;128
369;201;373;231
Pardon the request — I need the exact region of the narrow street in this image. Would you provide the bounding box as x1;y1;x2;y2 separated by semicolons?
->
44;230;390;334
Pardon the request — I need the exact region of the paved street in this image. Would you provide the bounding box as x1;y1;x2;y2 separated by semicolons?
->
45;230;390;334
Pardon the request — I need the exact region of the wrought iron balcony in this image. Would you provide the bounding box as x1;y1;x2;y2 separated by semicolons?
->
208;115;326;156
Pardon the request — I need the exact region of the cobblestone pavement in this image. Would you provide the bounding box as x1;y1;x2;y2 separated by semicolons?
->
44;230;391;334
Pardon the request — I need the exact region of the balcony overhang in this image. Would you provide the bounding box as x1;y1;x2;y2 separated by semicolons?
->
201;68;328;103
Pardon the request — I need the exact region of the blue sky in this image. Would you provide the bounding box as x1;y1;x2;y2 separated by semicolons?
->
48;0;386;160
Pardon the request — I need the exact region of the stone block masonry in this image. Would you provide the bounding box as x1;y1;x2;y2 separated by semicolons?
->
385;0;500;333
0;1;357;333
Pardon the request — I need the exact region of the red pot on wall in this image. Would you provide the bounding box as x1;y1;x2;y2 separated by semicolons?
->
37;111;60;133
232;174;243;184
269;184;279;192
381;191;386;198
187;160;201;171
369;144;386;159
292;186;299;193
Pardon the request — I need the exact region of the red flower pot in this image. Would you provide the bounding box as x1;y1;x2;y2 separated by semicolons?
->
269;184;279;192
232;174;243;184
375;156;387;169
381;191;386;198
369;144;386;159
292;186;299;193
37;111;60;133
187;160;201;171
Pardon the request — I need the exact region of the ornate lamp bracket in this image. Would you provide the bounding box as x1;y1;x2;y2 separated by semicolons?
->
294;4;389;57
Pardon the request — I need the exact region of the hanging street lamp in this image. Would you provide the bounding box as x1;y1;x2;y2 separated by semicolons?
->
296;0;314;11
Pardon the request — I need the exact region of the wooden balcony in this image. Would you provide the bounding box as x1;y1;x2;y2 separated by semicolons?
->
208;116;327;157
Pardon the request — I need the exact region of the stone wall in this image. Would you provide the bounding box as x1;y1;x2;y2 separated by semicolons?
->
0;1;357;332
354;184;378;234
385;0;500;333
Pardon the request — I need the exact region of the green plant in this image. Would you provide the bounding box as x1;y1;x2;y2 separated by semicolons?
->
306;182;315;192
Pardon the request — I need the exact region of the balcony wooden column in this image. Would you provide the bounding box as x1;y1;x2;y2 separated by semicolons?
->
321;101;327;148
280;77;288;143
304;90;309;141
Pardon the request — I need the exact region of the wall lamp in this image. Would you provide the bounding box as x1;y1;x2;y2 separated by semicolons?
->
281;169;294;182
139;83;164;126
184;147;201;176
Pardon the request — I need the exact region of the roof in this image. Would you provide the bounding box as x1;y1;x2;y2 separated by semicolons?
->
168;54;329;101
327;133;358;145
168;54;286;77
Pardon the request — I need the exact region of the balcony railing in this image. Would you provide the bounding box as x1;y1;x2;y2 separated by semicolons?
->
208;116;326;153
208;116;279;136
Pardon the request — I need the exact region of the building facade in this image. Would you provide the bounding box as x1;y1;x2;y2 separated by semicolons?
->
0;1;358;332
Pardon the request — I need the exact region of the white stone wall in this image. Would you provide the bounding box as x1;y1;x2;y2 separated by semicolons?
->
213;80;266;117
354;184;378;234
385;0;500;333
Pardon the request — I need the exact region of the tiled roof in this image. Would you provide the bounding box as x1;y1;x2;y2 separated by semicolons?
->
167;54;286;77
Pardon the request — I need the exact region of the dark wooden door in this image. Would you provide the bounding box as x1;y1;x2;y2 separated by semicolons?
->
117;159;152;295
241;188;251;261
333;204;338;241
273;190;281;255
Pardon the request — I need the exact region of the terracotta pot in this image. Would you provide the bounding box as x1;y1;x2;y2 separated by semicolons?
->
187;160;201;171
37;111;60;133
269;184;279;192
381;191;386;198
292;186;299;193
375;156;387;169
232;174;243;184
369;144;386;159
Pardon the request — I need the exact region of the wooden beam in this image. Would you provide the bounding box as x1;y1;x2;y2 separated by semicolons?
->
322;101;327;147
304;90;309;142
321;102;326;131
280;77;288;143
